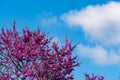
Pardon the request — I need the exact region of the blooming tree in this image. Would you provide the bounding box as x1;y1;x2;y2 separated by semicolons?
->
0;23;79;80
0;22;104;80
84;73;104;80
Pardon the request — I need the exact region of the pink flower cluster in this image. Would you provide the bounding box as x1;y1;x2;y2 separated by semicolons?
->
0;23;79;80
84;73;104;80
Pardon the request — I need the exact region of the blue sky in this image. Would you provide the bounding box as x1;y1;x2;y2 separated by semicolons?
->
1;0;120;80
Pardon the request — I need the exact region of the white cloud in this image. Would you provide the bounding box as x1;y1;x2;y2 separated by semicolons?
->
37;13;58;27
42;16;57;26
61;1;120;46
61;1;120;65
51;37;59;43
77;44;120;65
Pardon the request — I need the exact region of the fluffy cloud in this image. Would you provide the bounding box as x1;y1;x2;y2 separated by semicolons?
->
37;13;58;27
61;1;120;65
51;37;59;43
61;1;120;46
77;44;120;65
41;16;57;26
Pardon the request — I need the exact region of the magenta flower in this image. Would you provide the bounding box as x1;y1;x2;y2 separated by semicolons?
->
0;22;79;80
84;73;104;80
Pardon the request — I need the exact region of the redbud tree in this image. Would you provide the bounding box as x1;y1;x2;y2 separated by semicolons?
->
0;23;79;80
0;22;104;80
84;73;104;80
